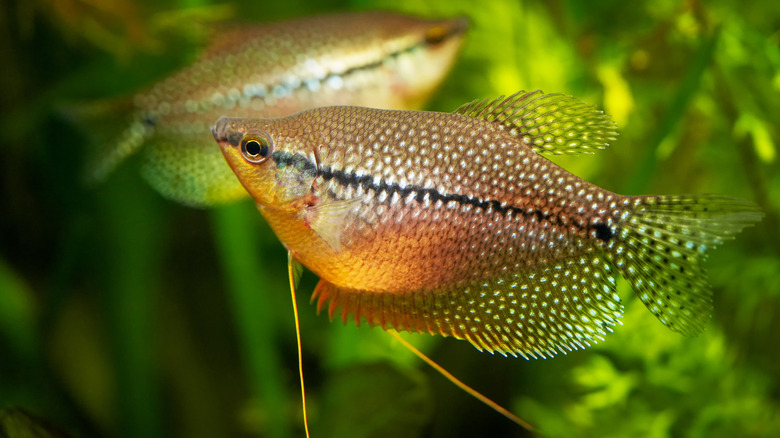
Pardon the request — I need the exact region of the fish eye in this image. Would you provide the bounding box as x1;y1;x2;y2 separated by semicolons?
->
425;25;448;45
240;134;273;164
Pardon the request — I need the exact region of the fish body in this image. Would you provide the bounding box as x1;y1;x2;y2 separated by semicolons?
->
82;11;467;205
212;91;762;359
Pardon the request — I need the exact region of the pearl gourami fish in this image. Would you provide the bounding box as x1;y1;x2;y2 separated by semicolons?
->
212;91;762;359
82;11;467;206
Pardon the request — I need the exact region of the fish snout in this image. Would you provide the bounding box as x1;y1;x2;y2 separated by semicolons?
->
211;116;231;143
211;117;245;147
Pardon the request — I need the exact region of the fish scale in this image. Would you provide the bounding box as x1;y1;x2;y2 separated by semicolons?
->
213;90;763;358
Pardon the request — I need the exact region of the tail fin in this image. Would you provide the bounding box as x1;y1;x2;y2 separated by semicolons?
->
63;97;151;184
606;195;762;335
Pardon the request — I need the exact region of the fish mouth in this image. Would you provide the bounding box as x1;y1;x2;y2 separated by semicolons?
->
211;117;244;148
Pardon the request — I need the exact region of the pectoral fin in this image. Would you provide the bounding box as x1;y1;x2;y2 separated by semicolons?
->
305;196;363;253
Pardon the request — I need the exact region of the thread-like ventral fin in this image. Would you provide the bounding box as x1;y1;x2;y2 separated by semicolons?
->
312;253;623;359
453;90;618;155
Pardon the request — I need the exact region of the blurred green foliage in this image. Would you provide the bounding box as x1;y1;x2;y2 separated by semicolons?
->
0;0;778;437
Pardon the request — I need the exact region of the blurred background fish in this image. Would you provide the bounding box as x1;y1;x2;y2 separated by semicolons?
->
71;11;467;206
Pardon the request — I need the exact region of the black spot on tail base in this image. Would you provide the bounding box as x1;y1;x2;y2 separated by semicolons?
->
593;223;614;242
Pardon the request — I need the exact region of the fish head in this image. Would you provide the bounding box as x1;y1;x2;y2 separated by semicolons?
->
212;116;317;209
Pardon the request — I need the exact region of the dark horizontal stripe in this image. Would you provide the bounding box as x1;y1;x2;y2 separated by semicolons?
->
144;29;463;126
305;25;465;95
317;165;616;242
271;150;318;176
258;26;464;103
320;164;539;218
318;165;614;241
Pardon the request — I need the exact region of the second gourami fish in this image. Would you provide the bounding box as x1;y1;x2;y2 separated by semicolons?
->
81;11;467;206
212;91;762;358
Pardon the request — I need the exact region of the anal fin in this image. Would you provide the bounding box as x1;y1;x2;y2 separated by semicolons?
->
312;252;623;359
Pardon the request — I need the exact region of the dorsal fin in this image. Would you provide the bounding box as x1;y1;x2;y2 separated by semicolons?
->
453;90;618;155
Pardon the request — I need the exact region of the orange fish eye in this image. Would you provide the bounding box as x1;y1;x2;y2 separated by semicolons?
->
240;134;273;164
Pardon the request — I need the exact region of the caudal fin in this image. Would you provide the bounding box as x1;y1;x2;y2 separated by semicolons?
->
64;97;151;184
606;195;762;335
